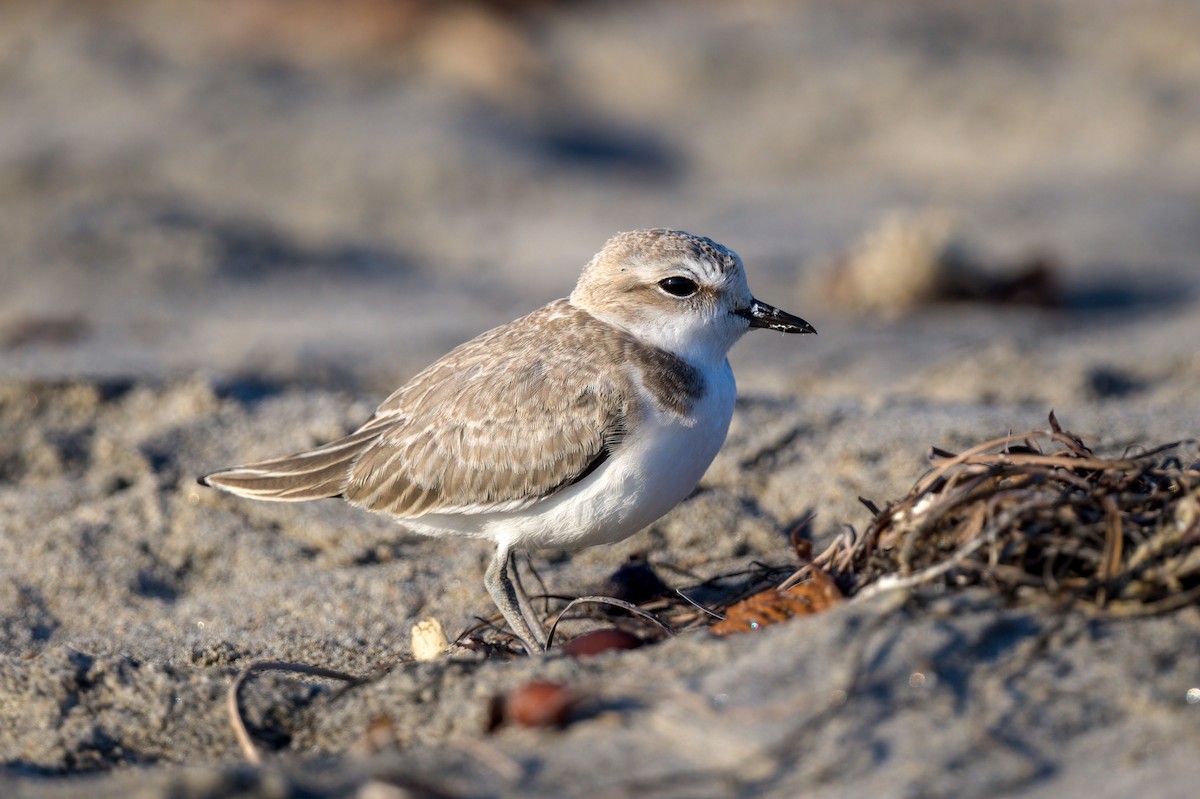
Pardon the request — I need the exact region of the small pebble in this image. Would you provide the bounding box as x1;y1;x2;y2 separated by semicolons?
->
504;680;581;729
410;617;449;661
563;628;643;658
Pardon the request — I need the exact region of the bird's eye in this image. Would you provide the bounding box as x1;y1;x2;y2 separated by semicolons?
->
658;276;699;298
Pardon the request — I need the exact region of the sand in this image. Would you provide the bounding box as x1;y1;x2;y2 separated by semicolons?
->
2;1;1199;796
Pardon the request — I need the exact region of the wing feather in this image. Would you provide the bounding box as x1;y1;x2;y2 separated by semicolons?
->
343;301;636;517
200;301;646;517
199;426;384;501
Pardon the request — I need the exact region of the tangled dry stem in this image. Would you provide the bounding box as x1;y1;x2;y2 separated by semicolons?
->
804;412;1200;615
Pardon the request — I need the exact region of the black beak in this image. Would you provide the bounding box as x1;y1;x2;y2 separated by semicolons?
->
734;299;816;334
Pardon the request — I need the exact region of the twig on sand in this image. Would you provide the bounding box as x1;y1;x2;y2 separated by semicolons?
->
545;596;674;648
226;660;364;764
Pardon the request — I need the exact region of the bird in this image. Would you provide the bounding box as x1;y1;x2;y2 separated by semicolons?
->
199;228;815;654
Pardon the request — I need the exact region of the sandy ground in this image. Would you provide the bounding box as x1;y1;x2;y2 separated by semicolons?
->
2;1;1200;796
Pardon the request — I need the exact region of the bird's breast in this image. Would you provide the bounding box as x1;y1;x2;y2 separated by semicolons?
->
485;357;737;552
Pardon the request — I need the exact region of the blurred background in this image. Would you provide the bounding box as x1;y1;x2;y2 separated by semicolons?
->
1;0;1198;397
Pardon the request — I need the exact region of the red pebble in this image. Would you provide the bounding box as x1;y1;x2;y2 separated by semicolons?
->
505;680;580;729
562;628;643;658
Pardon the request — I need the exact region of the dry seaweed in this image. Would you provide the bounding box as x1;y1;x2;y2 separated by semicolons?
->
803;412;1200;616
814;209;1061;315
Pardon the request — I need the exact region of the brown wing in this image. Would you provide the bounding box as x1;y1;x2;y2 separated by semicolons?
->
201;301;636;517
343;301;633;517
199;425;384;501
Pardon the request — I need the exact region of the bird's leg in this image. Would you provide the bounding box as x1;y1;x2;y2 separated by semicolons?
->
485;546;546;654
509;552;546;643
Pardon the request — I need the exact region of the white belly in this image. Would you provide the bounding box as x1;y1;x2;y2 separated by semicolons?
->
405;358;737;552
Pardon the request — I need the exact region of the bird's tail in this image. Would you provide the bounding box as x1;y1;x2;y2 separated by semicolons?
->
198;427;381;502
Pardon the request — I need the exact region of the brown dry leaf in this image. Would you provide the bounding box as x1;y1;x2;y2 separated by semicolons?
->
710;569;842;637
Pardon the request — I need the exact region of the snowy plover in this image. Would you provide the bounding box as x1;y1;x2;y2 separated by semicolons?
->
200;229;814;654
